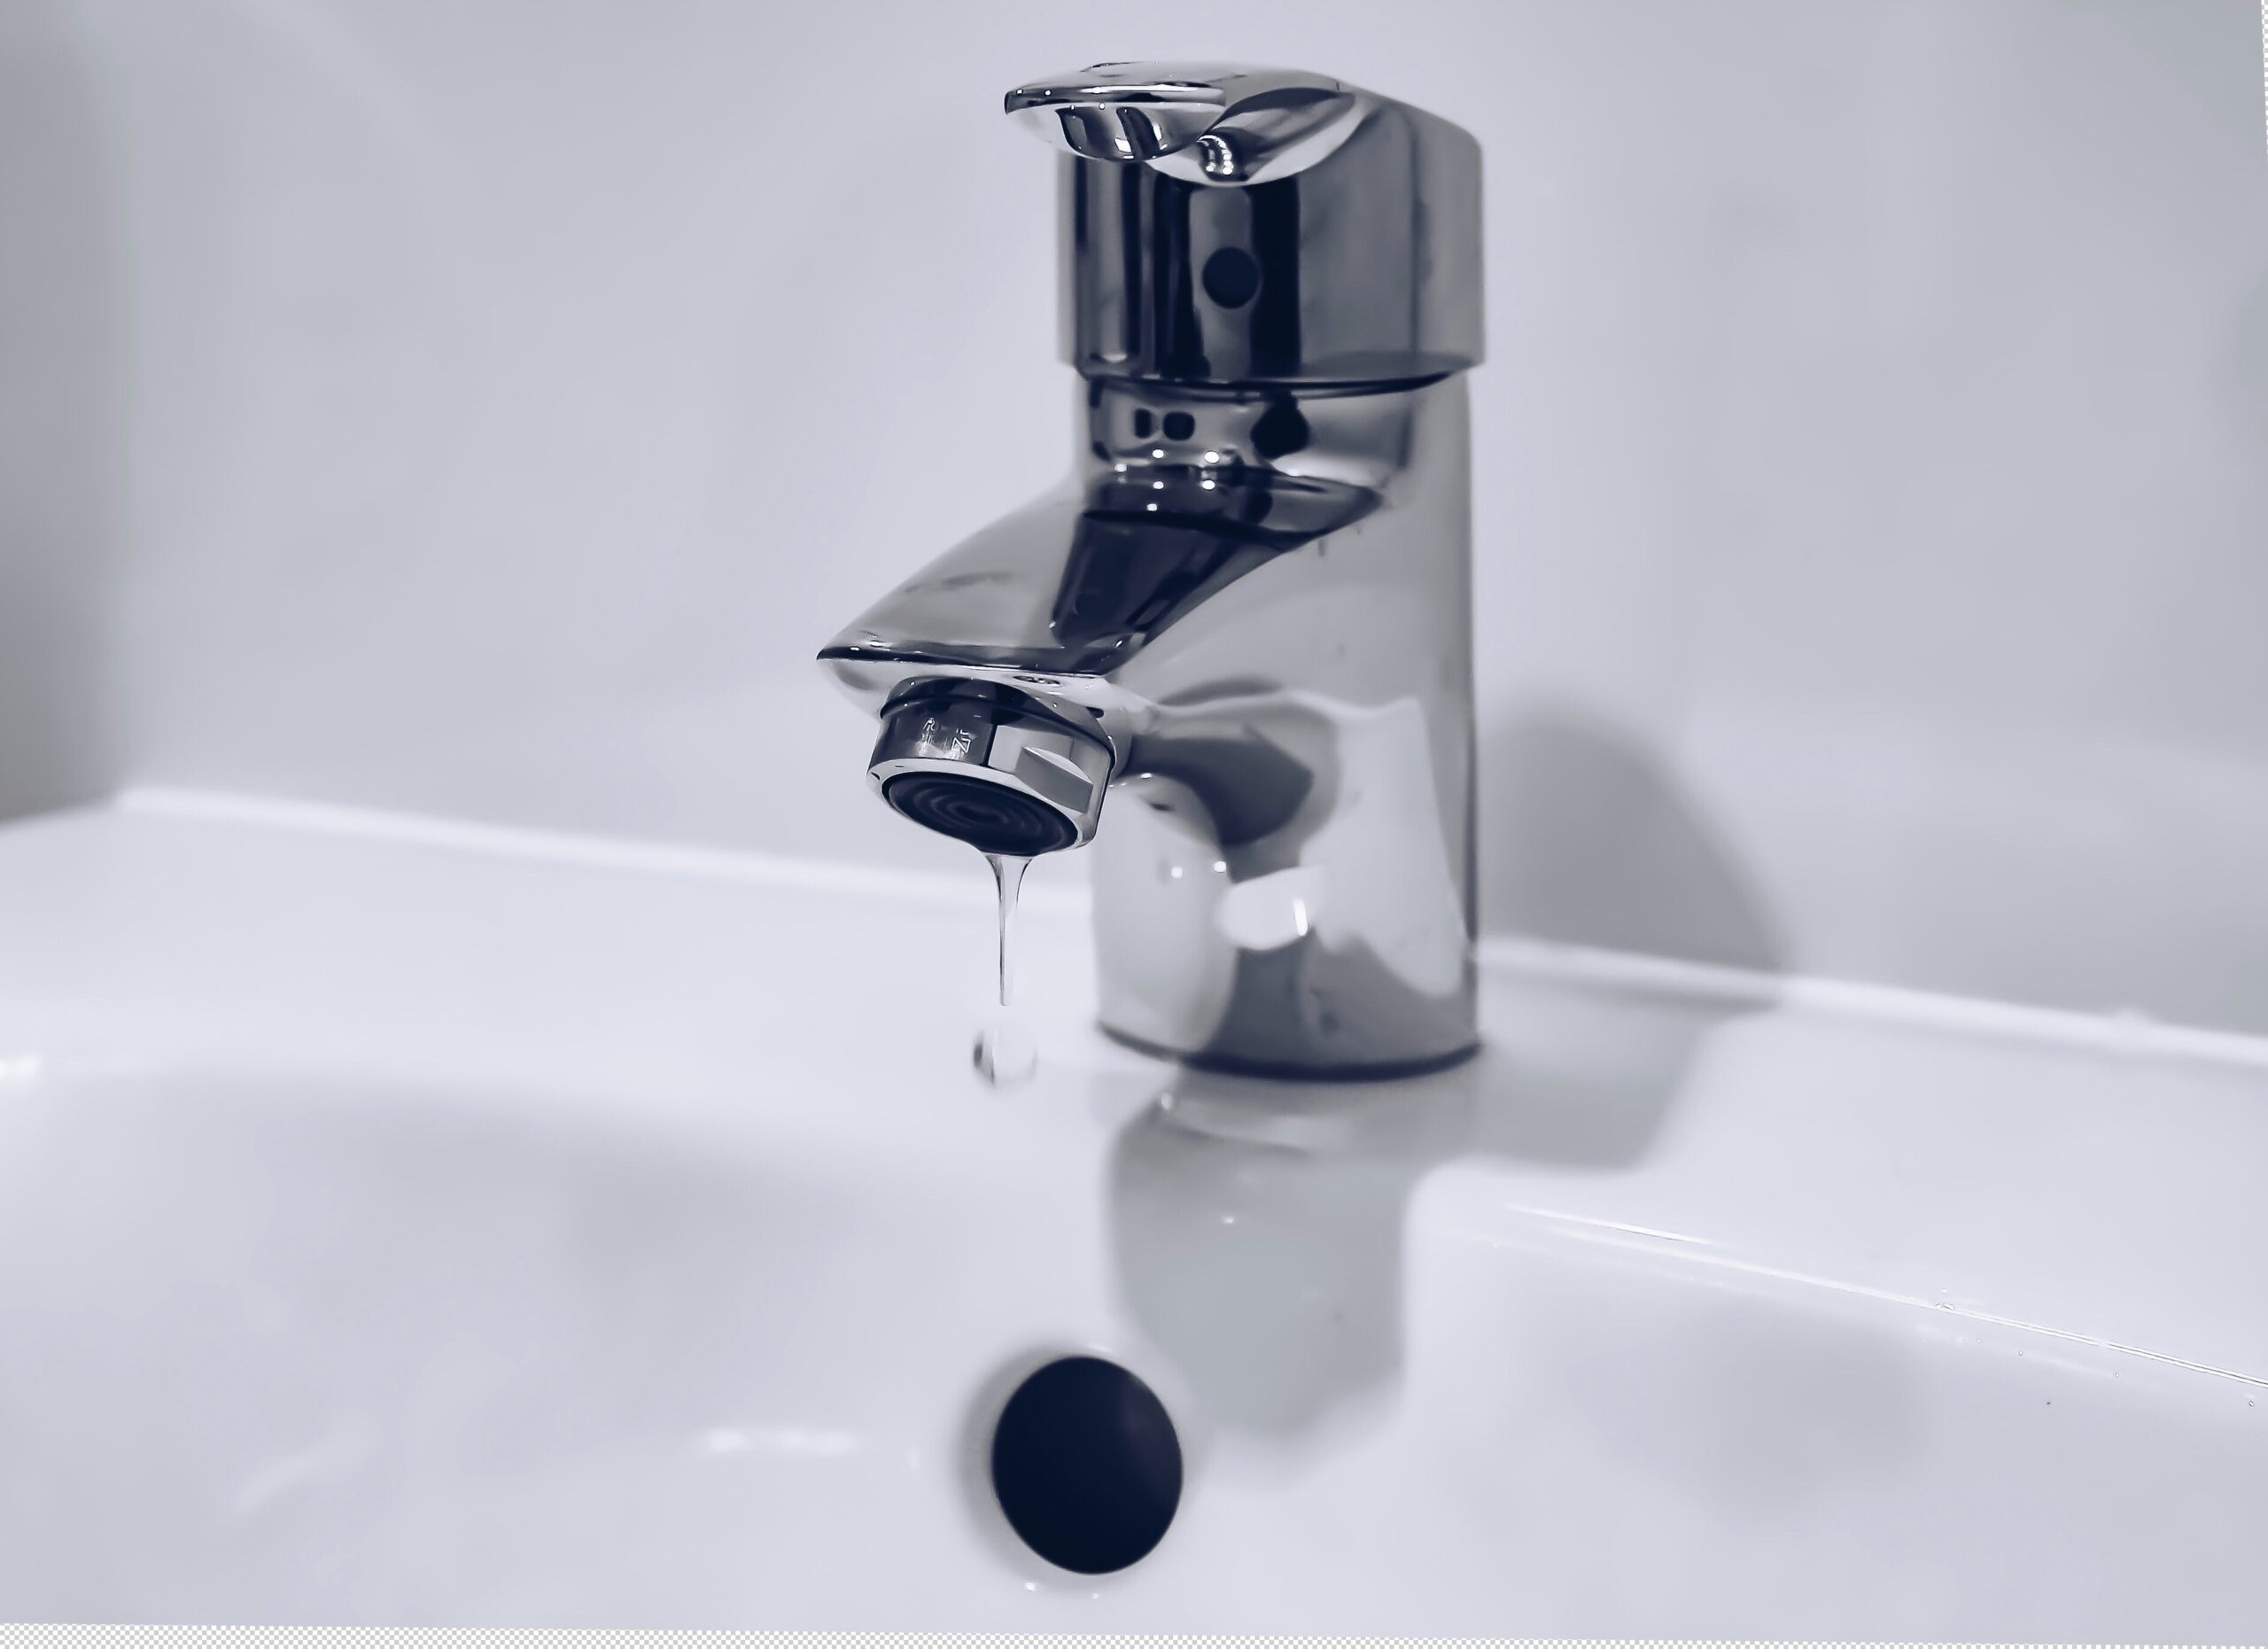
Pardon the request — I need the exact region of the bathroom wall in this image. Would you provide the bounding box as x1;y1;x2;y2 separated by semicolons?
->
2;0;2264;1031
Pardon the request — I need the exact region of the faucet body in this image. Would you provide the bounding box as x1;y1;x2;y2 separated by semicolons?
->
821;65;1482;1077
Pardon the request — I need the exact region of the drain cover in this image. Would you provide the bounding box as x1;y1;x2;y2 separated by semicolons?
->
989;1356;1182;1574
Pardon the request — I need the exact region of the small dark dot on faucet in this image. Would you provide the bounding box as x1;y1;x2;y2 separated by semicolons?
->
1161;410;1195;441
1202;246;1262;307
1132;408;1153;438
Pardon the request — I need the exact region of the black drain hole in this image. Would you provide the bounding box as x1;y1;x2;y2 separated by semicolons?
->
990;1356;1182;1575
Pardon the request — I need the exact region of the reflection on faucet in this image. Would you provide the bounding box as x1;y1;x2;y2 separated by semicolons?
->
1097;685;1472;1075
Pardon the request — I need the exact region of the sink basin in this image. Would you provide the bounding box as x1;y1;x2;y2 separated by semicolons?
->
0;797;2262;1632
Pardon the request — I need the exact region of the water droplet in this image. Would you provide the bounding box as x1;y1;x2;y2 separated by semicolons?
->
975;852;1037;1088
974;1019;1037;1087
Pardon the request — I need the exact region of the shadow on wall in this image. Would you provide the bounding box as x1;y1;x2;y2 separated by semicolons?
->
0;2;120;821
1481;703;1783;970
1107;704;1786;1437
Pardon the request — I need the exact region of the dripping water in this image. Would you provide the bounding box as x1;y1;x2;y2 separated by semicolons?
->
973;852;1037;1086
986;852;1027;1007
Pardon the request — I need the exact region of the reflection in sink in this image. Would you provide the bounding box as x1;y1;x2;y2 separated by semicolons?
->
3;1062;2260;1634
1101;1054;2268;1637
1107;975;1749;1438
0;806;2263;1632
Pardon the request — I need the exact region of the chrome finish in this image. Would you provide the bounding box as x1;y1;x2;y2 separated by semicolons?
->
820;62;1482;1078
1011;61;1482;385
1004;64;1363;182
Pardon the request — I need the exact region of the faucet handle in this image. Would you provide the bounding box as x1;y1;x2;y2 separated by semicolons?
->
1005;62;1363;183
1007;61;1482;383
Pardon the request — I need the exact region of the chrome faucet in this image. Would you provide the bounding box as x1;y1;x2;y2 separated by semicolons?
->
820;63;1482;1077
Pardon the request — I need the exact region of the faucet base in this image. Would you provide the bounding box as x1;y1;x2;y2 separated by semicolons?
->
1100;1023;1481;1085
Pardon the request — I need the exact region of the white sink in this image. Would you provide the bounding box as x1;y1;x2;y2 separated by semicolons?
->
0;797;2262;1632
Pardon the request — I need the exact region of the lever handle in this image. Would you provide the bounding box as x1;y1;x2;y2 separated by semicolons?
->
1005;62;1363;183
1002;59;1482;382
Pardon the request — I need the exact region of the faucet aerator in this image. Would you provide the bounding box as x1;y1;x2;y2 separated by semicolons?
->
882;773;1077;858
866;683;1113;855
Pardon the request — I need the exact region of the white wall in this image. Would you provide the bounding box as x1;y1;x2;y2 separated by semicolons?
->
3;0;2265;1031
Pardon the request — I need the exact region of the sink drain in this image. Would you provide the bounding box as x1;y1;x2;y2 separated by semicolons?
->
989;1355;1182;1574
